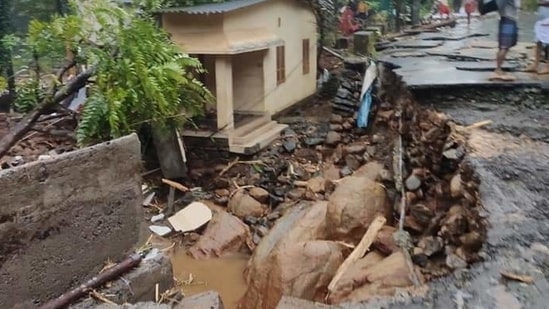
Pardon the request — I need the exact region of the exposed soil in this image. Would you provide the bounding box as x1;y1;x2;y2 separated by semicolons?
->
0;113;77;169
162;55;491;307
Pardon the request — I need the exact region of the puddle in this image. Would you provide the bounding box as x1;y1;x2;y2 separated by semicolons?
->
170;247;249;309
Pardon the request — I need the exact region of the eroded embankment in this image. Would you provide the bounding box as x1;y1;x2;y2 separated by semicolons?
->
176;61;488;308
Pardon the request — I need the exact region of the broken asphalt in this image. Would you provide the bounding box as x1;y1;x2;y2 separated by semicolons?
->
339;14;549;309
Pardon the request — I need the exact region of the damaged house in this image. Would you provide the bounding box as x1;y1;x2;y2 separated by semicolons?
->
158;0;318;154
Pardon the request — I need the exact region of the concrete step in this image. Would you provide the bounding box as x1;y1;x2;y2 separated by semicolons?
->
229;123;288;154
231;114;271;138
231;120;278;145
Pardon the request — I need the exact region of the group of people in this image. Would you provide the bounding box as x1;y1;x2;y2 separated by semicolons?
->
433;0;477;25
491;0;549;80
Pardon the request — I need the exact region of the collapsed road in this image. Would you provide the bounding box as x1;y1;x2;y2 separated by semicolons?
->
1;25;549;309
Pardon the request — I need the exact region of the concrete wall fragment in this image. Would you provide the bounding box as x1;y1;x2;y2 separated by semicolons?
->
0;133;143;308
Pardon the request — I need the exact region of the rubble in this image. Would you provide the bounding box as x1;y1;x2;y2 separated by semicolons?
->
326;176;391;242
188;211;252;259
228;190;269;218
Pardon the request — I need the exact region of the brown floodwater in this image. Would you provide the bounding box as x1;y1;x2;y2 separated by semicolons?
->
170;246;250;309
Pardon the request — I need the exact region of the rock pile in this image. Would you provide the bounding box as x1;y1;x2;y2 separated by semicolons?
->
331;69;363;116
181;58;487;307
0;113;77;169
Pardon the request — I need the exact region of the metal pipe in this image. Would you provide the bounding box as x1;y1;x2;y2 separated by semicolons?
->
38;252;143;309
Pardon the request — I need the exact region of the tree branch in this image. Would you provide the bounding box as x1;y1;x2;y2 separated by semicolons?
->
0;66;94;159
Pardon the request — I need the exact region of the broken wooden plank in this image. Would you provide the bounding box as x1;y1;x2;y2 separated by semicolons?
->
500;271;534;284
328;215;387;292
161;178;189;192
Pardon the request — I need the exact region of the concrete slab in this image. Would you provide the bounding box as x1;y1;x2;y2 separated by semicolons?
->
417;32;488;41
1;134;143;309
384;50;427;58
395;64;549;89
426;47;524;61
454;61;519;71
388;40;443;49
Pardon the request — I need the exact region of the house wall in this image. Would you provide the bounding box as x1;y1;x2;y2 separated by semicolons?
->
232;50;265;113
0;134;143;309
224;0;318;115
161;13;223;42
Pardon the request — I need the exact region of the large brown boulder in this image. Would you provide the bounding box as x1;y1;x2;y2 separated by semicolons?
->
241;240;343;309
328;251;424;304
228;190;269;218
240;202;329;309
326;176;391;242
188;211;251;259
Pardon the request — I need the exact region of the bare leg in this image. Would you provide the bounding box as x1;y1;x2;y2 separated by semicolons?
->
525;42;541;72
491;48;516;81
540;44;549;74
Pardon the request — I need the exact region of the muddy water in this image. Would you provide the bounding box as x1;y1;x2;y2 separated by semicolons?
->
170;247;249;309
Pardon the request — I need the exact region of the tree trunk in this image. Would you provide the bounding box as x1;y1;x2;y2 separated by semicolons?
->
0;0;15;112
411;0;421;26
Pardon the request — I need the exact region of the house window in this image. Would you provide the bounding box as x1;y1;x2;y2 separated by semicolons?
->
276;45;285;85
302;39;310;75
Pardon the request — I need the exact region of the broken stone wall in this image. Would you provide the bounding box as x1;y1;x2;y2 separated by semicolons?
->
0;133;144;308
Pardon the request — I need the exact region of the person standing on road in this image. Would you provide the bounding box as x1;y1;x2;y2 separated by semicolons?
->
525;0;549;74
464;0;477;25
490;0;519;81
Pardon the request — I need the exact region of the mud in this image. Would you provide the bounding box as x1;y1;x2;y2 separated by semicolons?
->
171;248;249;309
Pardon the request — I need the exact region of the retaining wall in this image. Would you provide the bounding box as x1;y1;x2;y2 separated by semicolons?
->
0;133;143;308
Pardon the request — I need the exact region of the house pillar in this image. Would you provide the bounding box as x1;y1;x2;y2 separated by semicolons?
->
215;55;234;131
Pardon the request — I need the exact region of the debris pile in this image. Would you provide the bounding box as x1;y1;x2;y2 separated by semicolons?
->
0;113;76;169
143;53;487;307
331;69;363;116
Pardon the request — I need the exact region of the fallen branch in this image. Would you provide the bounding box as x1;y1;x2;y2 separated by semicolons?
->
89;290;118;305
219;157;270;176
0;67;94;160
328;215;386;292
37;252;143;309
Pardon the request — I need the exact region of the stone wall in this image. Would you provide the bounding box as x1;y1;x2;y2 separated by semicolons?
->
0;133;144;308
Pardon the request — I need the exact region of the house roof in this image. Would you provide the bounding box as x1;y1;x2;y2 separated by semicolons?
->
171;28;283;54
158;0;269;15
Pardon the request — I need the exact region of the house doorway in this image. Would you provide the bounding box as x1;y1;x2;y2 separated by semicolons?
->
232;50;265;115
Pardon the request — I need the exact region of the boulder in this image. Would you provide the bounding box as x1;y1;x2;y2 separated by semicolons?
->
329;251;424;304
274;241;343;303
450;174;463;198
242;240;343;309
353;161;387;181
188;211;251;259
325;131;342;146
326;176;391;242
175;291;225;309
240;202;329;309
373;225;399;255
249;187;270;204
228;190;268;218
327;251;385;302
307;177;327;194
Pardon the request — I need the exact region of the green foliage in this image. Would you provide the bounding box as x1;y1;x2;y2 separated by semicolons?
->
0;77;6;91
19;0;212;145
522;0;538;12
14;79;42;112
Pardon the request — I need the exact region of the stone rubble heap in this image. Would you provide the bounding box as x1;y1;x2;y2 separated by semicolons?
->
153;58;488;308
